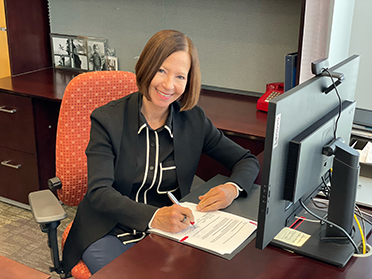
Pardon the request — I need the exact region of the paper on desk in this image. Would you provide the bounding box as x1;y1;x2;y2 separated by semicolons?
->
274;227;310;247
356;141;372;164
364;141;372;164
148;202;257;255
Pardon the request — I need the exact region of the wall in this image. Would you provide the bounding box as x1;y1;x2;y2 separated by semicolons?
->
348;0;372;111
325;0;371;111
298;0;332;84
48;0;302;94
327;0;355;67
299;0;370;112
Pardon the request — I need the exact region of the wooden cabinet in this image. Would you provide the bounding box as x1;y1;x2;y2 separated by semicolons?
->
0;146;39;204
0;93;36;152
0;70;64;205
0;93;38;204
0;0;51;77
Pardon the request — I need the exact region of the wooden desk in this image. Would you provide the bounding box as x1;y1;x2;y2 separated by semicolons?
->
83;107;370;279
0;255;51;279
0;69;266;205
198;89;267;141
91;229;372;279
90;233;372;279
90;153;372;279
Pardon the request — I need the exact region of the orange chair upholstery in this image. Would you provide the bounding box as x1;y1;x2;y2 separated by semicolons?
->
56;71;138;278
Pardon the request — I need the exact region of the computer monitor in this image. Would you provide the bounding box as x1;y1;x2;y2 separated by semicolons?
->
255;55;371;267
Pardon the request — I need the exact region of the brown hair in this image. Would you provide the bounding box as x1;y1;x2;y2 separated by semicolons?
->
135;30;201;111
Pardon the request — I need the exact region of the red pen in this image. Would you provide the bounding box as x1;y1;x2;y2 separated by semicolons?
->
180;236;189;242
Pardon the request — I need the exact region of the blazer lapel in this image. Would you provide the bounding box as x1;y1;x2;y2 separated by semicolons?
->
172;105;201;197
114;92;140;196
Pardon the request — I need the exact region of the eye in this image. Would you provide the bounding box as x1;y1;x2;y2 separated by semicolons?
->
177;75;186;80
158;68;165;74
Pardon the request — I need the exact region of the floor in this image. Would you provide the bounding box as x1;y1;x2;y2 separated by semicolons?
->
0;200;76;279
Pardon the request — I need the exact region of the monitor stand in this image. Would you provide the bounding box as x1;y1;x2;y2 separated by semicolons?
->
271;207;372;267
270;137;369;267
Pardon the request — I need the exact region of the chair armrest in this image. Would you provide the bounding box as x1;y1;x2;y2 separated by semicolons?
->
28;190;67;224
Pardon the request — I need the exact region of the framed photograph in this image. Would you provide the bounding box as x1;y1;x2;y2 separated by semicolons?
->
70;38;88;70
51;34;108;72
51;35;73;69
87;39;107;71
106;56;118;71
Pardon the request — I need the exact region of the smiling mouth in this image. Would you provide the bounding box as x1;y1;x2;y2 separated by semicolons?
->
156;88;173;98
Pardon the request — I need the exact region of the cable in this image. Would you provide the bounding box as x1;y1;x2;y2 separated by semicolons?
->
360;210;372;219
311;197;328;209
322;68;342;139
354;214;366;254
355;211;372;226
295;216;321;223
299;200;359;254
321;169;333;198
320;176;330;198
355;205;366;241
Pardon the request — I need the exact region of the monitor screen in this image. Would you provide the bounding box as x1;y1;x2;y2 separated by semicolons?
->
255;55;370;267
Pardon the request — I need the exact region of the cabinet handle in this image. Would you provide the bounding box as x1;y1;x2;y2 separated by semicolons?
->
1;160;22;169
0;106;17;114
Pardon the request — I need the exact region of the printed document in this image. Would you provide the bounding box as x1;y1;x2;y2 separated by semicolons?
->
148;202;257;255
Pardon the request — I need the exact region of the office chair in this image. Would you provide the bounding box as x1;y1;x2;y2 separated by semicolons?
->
28;71;138;278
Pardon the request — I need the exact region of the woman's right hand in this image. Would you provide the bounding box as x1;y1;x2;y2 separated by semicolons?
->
151;204;194;233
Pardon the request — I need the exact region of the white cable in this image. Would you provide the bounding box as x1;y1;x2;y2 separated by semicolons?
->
300;200;359;253
353;244;372;258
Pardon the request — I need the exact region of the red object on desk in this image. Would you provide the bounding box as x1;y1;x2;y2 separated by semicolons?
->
179;236;189;242
256;82;284;112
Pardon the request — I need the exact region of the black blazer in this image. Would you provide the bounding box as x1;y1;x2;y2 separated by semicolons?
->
63;92;259;273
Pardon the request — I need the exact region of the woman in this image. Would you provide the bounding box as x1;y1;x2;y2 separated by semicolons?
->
62;30;259;275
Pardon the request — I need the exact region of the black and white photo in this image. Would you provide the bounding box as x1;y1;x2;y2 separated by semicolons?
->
87;40;106;71
71;39;88;70
52;36;72;68
51;34;108;72
106;56;118;71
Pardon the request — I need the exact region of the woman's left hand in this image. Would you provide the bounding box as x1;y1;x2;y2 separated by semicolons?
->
196;183;237;212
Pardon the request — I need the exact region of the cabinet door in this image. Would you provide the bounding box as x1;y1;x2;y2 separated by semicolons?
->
4;0;51;75
0;0;10;78
0;92;36;154
0;145;38;204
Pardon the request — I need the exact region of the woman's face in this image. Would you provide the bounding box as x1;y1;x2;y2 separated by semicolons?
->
148;51;191;110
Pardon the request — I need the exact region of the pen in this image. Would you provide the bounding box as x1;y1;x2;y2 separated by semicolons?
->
167;191;180;205
167;191;194;225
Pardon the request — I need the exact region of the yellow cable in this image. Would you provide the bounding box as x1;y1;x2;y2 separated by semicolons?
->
354;214;366;254
328;169;365;253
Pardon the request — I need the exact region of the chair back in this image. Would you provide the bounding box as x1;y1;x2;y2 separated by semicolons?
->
56;71;138;206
